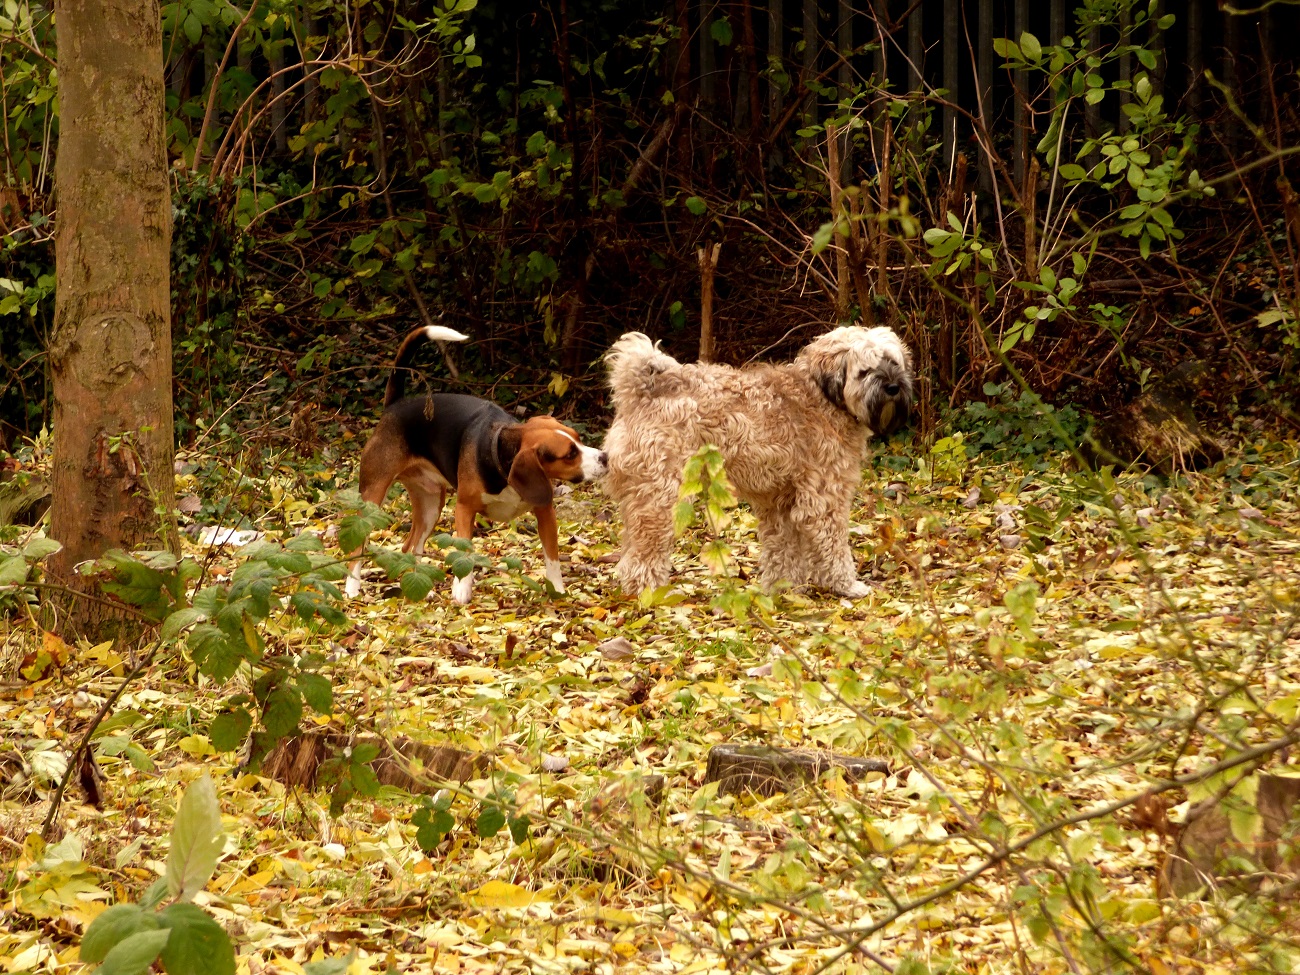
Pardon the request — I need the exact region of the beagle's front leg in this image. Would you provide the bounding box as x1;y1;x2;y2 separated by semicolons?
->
450;501;478;604
534;504;566;595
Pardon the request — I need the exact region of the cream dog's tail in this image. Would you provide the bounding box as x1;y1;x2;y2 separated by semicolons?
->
605;332;681;409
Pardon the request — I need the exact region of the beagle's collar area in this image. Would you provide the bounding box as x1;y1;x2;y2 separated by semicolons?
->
351;327;610;605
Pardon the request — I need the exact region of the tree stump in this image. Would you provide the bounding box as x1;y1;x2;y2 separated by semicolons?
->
1161;772;1300;897
705;744;889;797
260;733;489;794
1083;361;1223;474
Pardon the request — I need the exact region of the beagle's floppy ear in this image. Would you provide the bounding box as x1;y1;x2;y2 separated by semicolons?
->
508;447;555;507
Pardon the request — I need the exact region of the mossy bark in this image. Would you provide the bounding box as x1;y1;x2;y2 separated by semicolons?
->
48;0;176;638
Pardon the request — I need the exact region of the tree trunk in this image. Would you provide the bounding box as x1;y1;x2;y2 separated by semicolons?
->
49;0;176;637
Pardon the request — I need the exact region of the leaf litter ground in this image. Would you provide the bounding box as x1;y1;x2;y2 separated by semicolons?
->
3;436;1300;974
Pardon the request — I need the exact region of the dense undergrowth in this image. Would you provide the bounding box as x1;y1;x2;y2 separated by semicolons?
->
3;420;1300;973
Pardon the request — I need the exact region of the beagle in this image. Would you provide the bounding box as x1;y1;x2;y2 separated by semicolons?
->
347;325;608;603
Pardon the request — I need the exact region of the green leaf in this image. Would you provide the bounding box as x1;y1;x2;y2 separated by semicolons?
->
672;500;696;536
400;569;433;601
296;673;333;715
1057;163;1087;181
96;926;171;975
992;37;1021;61
1019;31;1041;61
709;17;733;45
161;607;206;642
156;903;235;975
209;710;253;753
81;905;157;963
305;952;359;975
699;540;732;575
21;537;62;560
166;775;224;903
0;556;29;585
336;515;371;555
684;196;708;216
508;813;532;845
262;685;304;739
477;805;507;838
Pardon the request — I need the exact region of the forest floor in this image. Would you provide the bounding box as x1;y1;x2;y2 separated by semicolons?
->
3;427;1300;974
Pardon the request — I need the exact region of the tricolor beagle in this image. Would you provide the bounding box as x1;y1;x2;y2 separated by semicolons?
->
347;326;608;603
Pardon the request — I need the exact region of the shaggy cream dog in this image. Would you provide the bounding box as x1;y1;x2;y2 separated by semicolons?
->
603;326;914;597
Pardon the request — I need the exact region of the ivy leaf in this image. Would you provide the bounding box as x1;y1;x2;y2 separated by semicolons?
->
684;196;708;216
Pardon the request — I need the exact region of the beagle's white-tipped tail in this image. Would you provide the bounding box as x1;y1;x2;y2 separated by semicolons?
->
424;325;469;343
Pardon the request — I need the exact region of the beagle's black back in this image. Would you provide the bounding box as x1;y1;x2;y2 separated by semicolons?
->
380;394;516;495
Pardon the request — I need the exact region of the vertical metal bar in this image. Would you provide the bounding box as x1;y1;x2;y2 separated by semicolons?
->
1187;0;1203;114
908;0;923;91
1118;4;1132;132
700;0;716;107
804;0;818;125
769;0;784;120
943;0;959;172
1050;0;1066;45
1013;0;1028;185
978;0;993;195
1150;0;1165;99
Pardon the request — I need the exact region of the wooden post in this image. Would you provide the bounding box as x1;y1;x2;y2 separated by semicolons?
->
698;243;722;361
942;0;959;173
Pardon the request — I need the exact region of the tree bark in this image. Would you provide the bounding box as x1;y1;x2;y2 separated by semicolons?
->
49;0;176;637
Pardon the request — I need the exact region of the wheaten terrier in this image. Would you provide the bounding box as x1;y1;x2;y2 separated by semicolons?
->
603;326;914;597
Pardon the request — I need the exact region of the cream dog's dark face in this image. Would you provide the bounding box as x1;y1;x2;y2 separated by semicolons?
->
803;325;914;436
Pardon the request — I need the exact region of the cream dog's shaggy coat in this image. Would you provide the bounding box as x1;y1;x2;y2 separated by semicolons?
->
603;326;914;597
